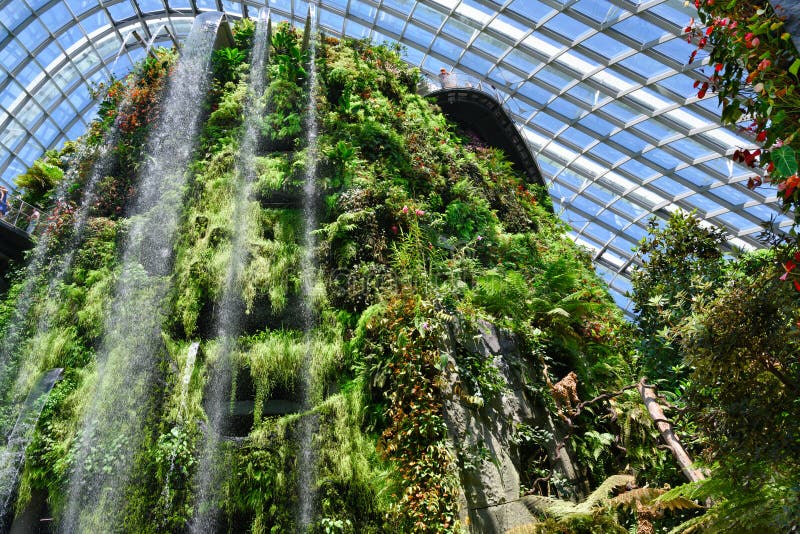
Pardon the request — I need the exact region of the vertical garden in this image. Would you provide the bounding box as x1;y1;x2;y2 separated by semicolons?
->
0;9;797;534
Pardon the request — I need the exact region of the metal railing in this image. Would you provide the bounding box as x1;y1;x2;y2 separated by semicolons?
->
419;70;505;103
0;195;43;237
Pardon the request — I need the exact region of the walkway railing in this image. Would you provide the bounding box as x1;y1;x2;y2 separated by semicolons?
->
1;195;43;237
419;70;505;103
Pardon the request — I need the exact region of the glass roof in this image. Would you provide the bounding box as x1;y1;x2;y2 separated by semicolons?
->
0;0;791;317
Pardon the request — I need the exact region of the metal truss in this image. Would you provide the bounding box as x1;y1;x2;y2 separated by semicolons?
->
0;0;791;316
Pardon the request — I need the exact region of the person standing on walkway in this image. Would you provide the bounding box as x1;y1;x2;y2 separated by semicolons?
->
0;186;9;219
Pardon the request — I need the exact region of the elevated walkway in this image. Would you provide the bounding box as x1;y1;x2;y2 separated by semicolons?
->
0;198;38;280
421;73;545;189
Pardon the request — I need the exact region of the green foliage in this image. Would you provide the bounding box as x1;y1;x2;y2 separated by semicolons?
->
262;22;307;148
15;150;65;206
232;17;256;51
213;47;247;85
630;211;726;389
3;28;643;534
691;1;800;212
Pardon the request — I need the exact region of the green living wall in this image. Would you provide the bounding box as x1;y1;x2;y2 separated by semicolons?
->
0;18;687;534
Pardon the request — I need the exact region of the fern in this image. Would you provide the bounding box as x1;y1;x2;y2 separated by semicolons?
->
610;486;700;514
523;474;635;519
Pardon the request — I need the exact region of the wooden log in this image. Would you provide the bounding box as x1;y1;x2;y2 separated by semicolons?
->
638;378;705;483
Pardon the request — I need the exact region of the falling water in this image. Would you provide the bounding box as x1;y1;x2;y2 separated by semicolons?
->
0;368;62;531
60;13;222;532
159;341;199;523
298;5;320;531
188;11;271;533
0;137;95;432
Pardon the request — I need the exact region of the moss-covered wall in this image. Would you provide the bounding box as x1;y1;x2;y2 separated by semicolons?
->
0;18;668;534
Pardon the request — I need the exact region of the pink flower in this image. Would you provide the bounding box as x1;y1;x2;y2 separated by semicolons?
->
415;209;425;216
477;235;483;241
401;205;409;214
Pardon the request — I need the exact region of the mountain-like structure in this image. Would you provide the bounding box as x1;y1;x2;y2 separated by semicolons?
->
0;13;670;534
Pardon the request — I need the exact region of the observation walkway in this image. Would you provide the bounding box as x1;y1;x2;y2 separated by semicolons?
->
0;198;39;279
421;72;545;189
0;197;42;261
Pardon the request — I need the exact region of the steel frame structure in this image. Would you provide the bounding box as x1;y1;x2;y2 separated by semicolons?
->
0;0;790;315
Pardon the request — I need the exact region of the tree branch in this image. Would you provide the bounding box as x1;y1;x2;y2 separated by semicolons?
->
638;378;705;483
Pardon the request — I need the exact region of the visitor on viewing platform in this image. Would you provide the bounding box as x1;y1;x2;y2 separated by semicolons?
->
439;68;456;88
27;208;40;234
0;186;8;219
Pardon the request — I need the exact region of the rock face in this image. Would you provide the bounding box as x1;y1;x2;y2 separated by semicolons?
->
441;320;582;533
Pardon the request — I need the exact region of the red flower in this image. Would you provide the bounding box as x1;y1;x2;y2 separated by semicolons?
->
756;130;767;143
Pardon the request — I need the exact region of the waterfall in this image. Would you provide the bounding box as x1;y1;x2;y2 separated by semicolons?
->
60;13;221;532
0;87;135;443
158;341;199;525
0;368;62;531
188;11;271;533
0;140;90;425
298;4;320;531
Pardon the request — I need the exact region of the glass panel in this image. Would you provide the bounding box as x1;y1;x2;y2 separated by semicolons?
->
57;24;85;53
643;148;681;170
547;98;583;121
107;0;136;20
222;0;242;16
40;2;72;32
3;40;27;66
503;49;541;73
66;0;95;16
590;143;625;165
18;19;48;52
412;4;444;27
0;80;24;109
579;114;616;136
35;117;59;146
472;32;506;57
442;18;473;43
348;1;376;23
618;159;657;180
0;121;26;151
19;139;44;165
404;22;434;44
460;50;493;74
544;13;591;41
560;126;595;149
430;36;462;59
81;9;110;35
508;0;554;23
618;53;671;80
651;176;690;196
319;8;344;33
16;62;41;89
37;41;63;69
581;32;631;60
572;0;623;23
611;15;666;45
376;10;405;35
0;3;32;31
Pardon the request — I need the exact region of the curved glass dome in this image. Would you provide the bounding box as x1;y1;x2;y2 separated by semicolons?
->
0;0;790;315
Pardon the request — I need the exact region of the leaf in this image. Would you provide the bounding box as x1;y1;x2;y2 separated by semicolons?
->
771;146;798;178
790;59;800;77
610;487;666;511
